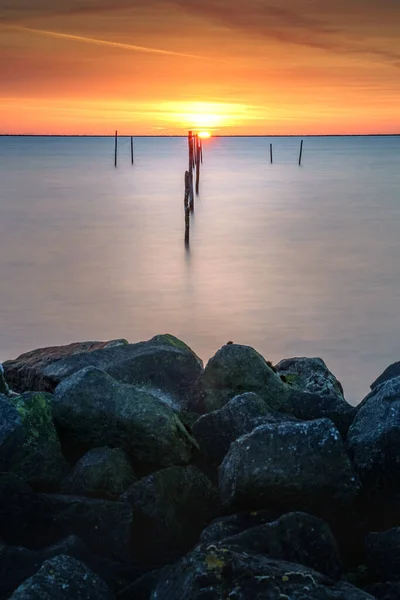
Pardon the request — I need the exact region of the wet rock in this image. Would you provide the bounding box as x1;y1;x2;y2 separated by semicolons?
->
190;343;289;414
347;376;400;493
0;392;68;491
285;390;356;437
151;543;374;600
192;392;295;481
121;465;220;564
219;418;360;514
220;512;343;579
0;363;9;395
276;356;345;399
53;366;197;469
61;447;136;499
365;527;400;582
2;335;202;408
0;475;133;561
9;554;114;599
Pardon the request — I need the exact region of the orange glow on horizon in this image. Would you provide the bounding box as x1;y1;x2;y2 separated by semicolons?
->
198;131;211;138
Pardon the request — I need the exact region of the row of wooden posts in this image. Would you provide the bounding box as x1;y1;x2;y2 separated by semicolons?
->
269;139;304;165
114;131;134;167
184;131;203;246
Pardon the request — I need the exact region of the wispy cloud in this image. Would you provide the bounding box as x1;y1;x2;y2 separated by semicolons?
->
5;25;207;60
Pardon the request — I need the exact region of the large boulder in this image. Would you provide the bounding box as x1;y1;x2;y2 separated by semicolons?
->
2;335;203;408
151;543;374;600
0;392;68;491
9;555;114;600
219;512;343;579
190;343;289;414
347;376;400;492
120;465;220;564
192;392;295;480
199;509;279;545
0;474;133;561
276;356;345;399
219;418;360;514
53;367;197;470
61;447;136;499
285;390;356;437
0;363;9;395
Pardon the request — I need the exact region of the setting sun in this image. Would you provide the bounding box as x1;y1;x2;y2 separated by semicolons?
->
198;131;211;138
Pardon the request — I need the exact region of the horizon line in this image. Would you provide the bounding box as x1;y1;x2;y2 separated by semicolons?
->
1;133;400;138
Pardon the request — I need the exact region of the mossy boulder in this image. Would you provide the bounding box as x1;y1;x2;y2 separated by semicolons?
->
9;555;114;600
0;392;68;490
192;392;296;481
0;394;25;471
347;376;400;493
151;543;374;600
61;447;136;499
121;465;220;565
53;367;197;470
190;343;289;414
3;336;203;409
219;418;361;514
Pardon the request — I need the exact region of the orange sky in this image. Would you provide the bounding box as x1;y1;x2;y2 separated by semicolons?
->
1;0;399;135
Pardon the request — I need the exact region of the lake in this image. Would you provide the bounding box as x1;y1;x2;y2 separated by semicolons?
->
1;134;400;405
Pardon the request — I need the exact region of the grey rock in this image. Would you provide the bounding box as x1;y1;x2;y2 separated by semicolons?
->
276;356;345;399
9;554;114;600
199;509;278;545
219;418;360;513
61;447;136;499
53;366;197;469
3;335;202;409
0;363;9;395
121;465;220;564
347;376;400;491
371;361;400;390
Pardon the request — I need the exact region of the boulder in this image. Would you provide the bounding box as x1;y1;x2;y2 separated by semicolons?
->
366;527;400;582
285;390;356;437
276;356;345;399
199;509;279;545
371;361;400;390
192;392;295;481
0;475;133;561
53;367;197;469
151;543;374;600
2;335;203;409
0;392;68;491
220;512;343;579
0;363;9;395
9;555;114;600
219;418;360;513
120;465;220;564
347;376;400;492
190;343;289;414
61;447;136;499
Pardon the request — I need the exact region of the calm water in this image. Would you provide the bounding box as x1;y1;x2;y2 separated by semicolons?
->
1;135;400;405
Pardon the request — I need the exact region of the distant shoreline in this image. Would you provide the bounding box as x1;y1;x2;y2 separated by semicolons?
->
1;133;399;138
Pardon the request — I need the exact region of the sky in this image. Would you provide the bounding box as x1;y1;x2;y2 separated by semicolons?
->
1;0;399;135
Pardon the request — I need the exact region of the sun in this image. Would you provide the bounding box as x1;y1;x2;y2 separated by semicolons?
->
198;131;211;138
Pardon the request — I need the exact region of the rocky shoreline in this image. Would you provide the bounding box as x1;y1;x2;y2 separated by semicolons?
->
1;334;400;599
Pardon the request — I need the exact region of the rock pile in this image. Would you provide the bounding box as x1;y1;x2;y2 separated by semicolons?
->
1;334;400;599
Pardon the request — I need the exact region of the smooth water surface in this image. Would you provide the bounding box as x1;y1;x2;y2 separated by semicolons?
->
1;135;400;404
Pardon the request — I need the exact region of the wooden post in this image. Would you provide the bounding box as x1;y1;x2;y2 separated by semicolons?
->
189;169;194;211
184;205;190;247
114;130;118;167
184;171;190;208
200;139;203;164
195;136;201;195
270;143;273;164
298;139;303;166
130;136;134;165
188;131;194;171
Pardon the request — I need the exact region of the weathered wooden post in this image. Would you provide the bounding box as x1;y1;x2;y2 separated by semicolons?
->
200;139;203;164
130;136;134;165
270;143;273;164
114;130;118;167
195;135;201;195
298;139;303;166
184;205;190;246
188;131;194;171
184;170;190;208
